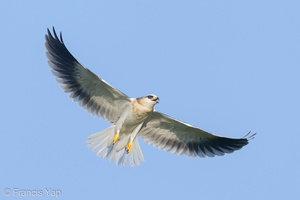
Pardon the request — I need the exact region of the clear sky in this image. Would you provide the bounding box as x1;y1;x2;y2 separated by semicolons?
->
1;1;299;199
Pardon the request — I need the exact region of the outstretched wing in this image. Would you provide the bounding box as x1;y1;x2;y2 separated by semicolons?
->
139;111;255;157
45;27;131;123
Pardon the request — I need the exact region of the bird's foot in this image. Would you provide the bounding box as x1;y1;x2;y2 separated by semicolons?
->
126;140;133;154
113;132;120;144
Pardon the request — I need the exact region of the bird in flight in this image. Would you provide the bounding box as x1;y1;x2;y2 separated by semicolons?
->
45;27;255;166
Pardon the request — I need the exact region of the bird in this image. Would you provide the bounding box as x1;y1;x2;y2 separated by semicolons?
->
45;27;256;166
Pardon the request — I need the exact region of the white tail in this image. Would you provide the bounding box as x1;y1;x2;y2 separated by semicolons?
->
86;126;145;166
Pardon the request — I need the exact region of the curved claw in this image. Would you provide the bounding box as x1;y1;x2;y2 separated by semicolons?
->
126;140;133;154
113;131;120;144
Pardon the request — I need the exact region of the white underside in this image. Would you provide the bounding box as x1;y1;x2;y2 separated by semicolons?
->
86;125;145;166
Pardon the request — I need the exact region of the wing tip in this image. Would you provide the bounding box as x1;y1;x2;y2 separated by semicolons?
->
243;131;257;141
45;26;64;44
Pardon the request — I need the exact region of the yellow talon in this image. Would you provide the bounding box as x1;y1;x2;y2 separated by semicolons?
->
113;132;120;144
126;140;133;153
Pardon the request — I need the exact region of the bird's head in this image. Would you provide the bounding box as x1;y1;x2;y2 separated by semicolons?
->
137;94;159;109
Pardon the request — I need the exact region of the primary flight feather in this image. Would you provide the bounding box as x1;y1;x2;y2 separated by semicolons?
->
45;27;255;166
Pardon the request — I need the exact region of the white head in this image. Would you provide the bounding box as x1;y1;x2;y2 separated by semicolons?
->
137;94;159;109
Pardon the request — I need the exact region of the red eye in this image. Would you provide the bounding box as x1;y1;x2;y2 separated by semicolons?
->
147;95;154;99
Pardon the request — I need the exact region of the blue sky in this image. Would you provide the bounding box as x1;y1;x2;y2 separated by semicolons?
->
1;1;299;199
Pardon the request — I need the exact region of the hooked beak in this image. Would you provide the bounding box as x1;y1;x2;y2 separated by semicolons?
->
154;97;159;103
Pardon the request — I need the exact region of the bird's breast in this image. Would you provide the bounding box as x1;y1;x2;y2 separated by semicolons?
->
118;99;152;134
131;99;153;121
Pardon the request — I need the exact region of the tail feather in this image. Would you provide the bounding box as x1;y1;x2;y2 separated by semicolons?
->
122;138;140;166
87;126;145;166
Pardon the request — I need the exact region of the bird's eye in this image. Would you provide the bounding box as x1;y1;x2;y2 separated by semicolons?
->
147;95;154;99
